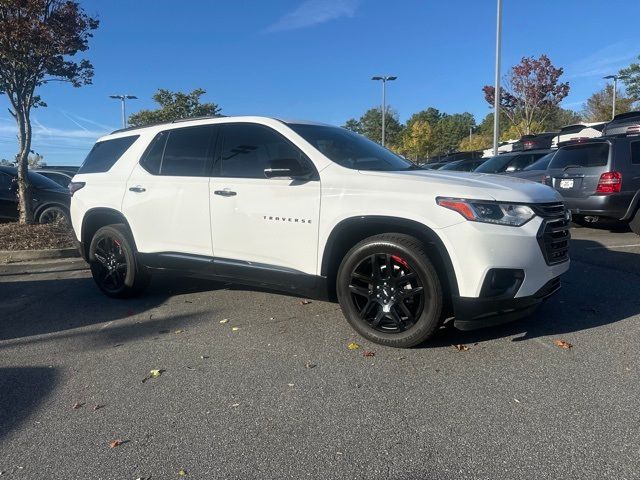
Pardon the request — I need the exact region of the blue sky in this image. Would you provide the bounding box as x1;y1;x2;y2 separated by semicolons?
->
0;0;638;165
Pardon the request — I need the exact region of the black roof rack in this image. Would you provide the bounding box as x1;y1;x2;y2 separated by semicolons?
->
610;110;640;122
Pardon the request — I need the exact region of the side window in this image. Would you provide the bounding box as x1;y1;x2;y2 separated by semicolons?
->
217;124;307;179
161;125;213;177
140;131;168;175
631;141;640;165
506;154;535;172
0;173;12;190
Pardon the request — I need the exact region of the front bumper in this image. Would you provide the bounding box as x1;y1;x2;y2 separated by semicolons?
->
452;276;561;330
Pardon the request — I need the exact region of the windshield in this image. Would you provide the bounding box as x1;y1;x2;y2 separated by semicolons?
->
288;124;415;171
474;155;511;173
523;153;554;171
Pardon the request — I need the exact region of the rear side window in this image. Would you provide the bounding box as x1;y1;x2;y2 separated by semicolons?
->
631;141;640;165
550;143;609;169
217;124;307;179
79;136;139;174
139;126;214;177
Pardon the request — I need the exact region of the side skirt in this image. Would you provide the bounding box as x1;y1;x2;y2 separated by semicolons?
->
137;252;330;300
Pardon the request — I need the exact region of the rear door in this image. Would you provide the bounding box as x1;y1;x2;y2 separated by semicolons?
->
546;142;610;199
122;124;216;257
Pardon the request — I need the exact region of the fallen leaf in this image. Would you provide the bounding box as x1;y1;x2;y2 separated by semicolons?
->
452;344;469;352
93;404;104;411
287;383;294;387
142;369;165;383
200;355;210;359
186;366;196;371
109;439;123;449
304;362;316;369
300;299;312;305
72;402;84;410
174;329;184;334
231;403;240;408
347;342;360;350
231;327;239;331
219;319;229;324
514;398;521;403
553;339;573;349
363;351;375;357
178;468;188;476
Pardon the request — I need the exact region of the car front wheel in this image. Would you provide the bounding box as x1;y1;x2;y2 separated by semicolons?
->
89;224;150;298
336;234;443;348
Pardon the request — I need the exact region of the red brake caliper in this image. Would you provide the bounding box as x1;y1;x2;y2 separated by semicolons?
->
391;255;409;269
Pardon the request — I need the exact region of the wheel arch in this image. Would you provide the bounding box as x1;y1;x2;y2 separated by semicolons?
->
80;207;136;260
320;216;459;305
34;202;69;221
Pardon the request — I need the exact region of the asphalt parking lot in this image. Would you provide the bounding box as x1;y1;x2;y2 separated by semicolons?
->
1;225;639;480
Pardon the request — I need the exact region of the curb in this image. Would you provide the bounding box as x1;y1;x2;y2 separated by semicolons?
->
0;247;80;264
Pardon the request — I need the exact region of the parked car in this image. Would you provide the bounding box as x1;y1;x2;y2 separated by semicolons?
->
0;166;70;223
438;158;487;172
601;111;640;136
512;132;557;151
474;149;552;174
482;140;517;158
544;134;640;234
423;162;448;170
551;122;605;149
34;169;74;188
509;152;556;183
70;116;569;348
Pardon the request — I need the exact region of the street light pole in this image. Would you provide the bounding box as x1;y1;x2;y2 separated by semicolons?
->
109;94;138;128
492;0;503;156
372;76;397;147
603;75;627;119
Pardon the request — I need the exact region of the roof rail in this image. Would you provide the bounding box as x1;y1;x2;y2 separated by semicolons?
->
110;114;227;135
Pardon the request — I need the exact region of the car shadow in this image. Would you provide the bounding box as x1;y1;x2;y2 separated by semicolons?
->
427;237;640;347
0;366;58;441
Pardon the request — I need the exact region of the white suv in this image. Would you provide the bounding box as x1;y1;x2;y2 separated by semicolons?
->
70;116;570;348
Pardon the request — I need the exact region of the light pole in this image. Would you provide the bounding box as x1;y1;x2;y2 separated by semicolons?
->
492;0;503;156
372;76;397;147
603;75;627;119
109;94;137;128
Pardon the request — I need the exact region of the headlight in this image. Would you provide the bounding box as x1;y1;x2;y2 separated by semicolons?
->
436;197;535;226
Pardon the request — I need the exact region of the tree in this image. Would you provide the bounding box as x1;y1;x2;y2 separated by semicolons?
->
398;120;433;161
0;1;98;223
28;153;46;168
619;55;640;101
545;107;582;130
483;55;570;136
477;112;511;140
459;134;491;152
128;89;222;127
432;113;475;155
342;107;404;147
582;85;635;122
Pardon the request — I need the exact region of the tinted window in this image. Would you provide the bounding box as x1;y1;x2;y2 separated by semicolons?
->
550;143;610;169
140;131;168;175
559;125;585;135
0;172;11;189
288;124;414;171
218;124;307;179
79;136;139;174
161;125;213;177
631;141;640;165
506;153;547;172
523;153;554;171
474;155;512;173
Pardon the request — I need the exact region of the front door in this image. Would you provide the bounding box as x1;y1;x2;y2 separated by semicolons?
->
209;123;321;281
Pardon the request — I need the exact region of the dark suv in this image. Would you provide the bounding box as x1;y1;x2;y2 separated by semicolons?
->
602;111;640;136
544;135;640;234
474;149;552;174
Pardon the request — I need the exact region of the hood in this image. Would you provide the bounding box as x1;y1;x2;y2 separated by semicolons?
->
359;169;563;204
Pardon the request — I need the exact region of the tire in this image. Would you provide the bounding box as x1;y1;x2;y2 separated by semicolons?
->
630;208;640;236
336;233;443;348
88;224;150;298
38;206;69;225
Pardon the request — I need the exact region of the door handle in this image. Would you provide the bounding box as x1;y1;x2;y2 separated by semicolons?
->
129;186;146;193
214;190;237;197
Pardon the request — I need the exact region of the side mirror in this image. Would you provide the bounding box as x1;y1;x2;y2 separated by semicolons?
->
505;166;517;172
264;158;311;179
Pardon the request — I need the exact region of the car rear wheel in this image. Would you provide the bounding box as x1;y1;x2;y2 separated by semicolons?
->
89;224;150;298
336;234;443;348
38;206;69;225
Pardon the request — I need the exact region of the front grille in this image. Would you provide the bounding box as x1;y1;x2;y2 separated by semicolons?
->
534;202;570;265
